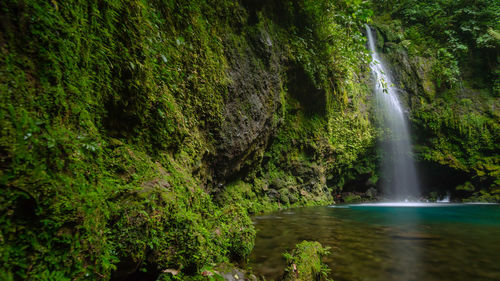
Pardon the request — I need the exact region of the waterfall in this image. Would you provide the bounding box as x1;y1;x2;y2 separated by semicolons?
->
365;25;420;200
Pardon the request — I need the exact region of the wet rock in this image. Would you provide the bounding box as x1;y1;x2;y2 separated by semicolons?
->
283;241;331;281
267;189;279;201
215;23;283;182
366;187;378;198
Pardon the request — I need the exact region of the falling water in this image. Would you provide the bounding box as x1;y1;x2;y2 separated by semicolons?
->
365;25;420;200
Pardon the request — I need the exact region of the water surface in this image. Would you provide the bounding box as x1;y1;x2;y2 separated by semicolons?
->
249;204;500;281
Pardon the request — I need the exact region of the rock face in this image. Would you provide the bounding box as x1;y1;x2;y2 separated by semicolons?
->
371;27;434;111
216;25;283;181
209;1;377;205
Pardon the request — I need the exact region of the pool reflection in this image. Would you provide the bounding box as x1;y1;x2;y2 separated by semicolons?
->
249;204;500;281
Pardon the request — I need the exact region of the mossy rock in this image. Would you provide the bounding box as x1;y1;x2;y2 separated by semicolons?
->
342;193;362;203
283;241;331;281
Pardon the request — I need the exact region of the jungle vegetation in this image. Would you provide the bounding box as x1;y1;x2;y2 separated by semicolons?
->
0;0;498;280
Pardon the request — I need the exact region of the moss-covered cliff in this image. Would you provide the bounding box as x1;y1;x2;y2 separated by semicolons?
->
0;0;376;279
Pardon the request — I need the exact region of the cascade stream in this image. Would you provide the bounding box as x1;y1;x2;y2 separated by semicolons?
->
365;25;420;200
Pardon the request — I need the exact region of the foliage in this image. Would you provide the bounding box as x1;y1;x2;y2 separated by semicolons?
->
373;0;500;89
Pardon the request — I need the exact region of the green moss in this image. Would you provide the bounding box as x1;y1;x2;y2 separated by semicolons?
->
0;0;378;279
283;241;331;281
343;193;362;203
0;0;251;278
456;181;475;192
463;190;500;203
